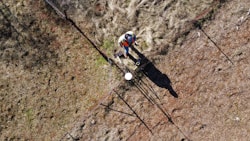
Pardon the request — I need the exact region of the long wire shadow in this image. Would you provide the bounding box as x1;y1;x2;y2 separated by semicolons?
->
113;90;153;134
130;46;178;98
193;21;234;65
100;103;136;117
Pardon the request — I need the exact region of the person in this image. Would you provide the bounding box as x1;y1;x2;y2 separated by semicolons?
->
118;31;137;58
113;49;124;64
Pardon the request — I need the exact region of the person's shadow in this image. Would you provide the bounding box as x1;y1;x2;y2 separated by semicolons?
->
130;46;178;98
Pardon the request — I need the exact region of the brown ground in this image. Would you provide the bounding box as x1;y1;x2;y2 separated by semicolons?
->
0;0;250;141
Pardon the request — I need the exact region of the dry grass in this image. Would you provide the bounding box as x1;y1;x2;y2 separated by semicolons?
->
1;0;250;141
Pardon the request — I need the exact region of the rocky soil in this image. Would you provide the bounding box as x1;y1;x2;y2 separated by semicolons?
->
0;0;250;141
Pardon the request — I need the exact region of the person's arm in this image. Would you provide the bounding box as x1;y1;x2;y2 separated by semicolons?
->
134;41;138;46
133;35;138;46
119;41;124;48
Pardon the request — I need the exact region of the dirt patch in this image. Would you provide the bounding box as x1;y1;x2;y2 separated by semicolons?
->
0;0;249;141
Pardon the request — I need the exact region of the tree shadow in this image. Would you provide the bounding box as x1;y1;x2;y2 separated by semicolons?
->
0;2;60;71
130;46;178;98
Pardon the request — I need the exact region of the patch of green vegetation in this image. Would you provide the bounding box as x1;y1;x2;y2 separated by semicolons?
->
95;39;114;66
26;109;33;119
95;56;107;66
140;40;149;51
25;109;33;127
125;0;131;6
102;39;114;56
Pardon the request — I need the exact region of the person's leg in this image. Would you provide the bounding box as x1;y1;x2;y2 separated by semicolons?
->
128;45;141;66
124;46;140;66
124;46;129;58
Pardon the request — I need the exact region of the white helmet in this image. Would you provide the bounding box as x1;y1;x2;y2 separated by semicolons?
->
124;72;133;80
